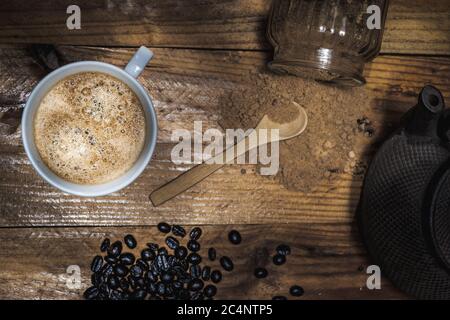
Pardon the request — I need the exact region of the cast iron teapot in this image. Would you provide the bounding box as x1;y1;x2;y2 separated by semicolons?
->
358;85;450;299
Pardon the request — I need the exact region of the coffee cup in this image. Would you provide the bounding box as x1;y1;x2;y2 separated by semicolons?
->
22;46;158;197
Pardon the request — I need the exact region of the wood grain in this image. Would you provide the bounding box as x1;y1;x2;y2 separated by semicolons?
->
0;45;449;227
0;224;407;299
0;0;449;55
383;0;450;54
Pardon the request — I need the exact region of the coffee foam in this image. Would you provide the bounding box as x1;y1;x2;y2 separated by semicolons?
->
34;72;146;185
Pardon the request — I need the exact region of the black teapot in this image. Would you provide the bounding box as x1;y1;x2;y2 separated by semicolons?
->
358;85;450;299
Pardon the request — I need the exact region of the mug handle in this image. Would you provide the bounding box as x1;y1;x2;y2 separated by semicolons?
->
125;46;153;78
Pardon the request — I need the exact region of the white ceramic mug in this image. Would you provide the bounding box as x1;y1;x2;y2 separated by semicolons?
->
22;46;158;197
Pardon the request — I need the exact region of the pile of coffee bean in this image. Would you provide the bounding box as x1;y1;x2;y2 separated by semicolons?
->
84;223;235;300
84;224;304;300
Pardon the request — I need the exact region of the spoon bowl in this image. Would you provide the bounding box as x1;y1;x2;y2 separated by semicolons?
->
256;102;308;141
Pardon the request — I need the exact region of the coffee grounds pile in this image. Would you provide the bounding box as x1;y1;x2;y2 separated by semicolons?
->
84;223;302;300
215;73;374;192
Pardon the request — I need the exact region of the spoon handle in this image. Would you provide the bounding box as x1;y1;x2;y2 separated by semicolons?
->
150;135;253;206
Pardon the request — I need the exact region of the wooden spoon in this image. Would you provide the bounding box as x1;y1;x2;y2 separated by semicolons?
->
150;102;308;206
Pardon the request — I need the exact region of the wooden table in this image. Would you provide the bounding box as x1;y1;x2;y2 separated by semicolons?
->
0;0;449;300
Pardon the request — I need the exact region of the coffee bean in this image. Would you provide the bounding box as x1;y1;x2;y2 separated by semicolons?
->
129;276;137;290
190;264;201;278
132;289;147;300
228;230;242;245
177;289;190;300
146;270;158;283
166;285;174;298
104;255;117;265
175;246;188;259
157;222;171;234
97;284;108;298
188;278;204;291
179;259;189;271
100;264;113;278
172;265;184;276
137;277;146;288
203;284;217;298
201;266;211;281
91;255;103;273
109;290;124;300
84;286;99;300
254;267;268;279
147;281;157;293
290;285;304;297
272;296;288;300
189;227;202;240
122;292;132;300
130;265;143;278
130;276;145;289
141;248;156;261
156;254;170;271
172;225;186;237
157;282;166;296
108;275;120;290
146;242;159;251
191;291;204;300
119;278;129;291
168;257;176;269
187;240;200;252
135;258;149;271
220;256;234;271
273;254;286;266
276;244;291;256
173;280;183;290
161;272;174;283
124;234;137;249
208;248;216;261
158;247;168;256
113;264;129;277
100;238;110;252
119;253;135;265
91;272;102;287
165;236;179;250
210;270;222;283
187;253;202;265
151;264;160;275
108;241;122;258
178;273;191;284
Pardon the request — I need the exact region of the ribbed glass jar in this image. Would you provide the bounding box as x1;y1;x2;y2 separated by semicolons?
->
267;0;389;86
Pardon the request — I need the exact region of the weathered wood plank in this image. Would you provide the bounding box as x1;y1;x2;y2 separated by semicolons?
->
0;45;449;227
0;143;364;226
0;0;448;55
382;0;450;54
0;224;407;299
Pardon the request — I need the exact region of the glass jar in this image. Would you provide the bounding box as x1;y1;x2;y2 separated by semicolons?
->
267;0;390;86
